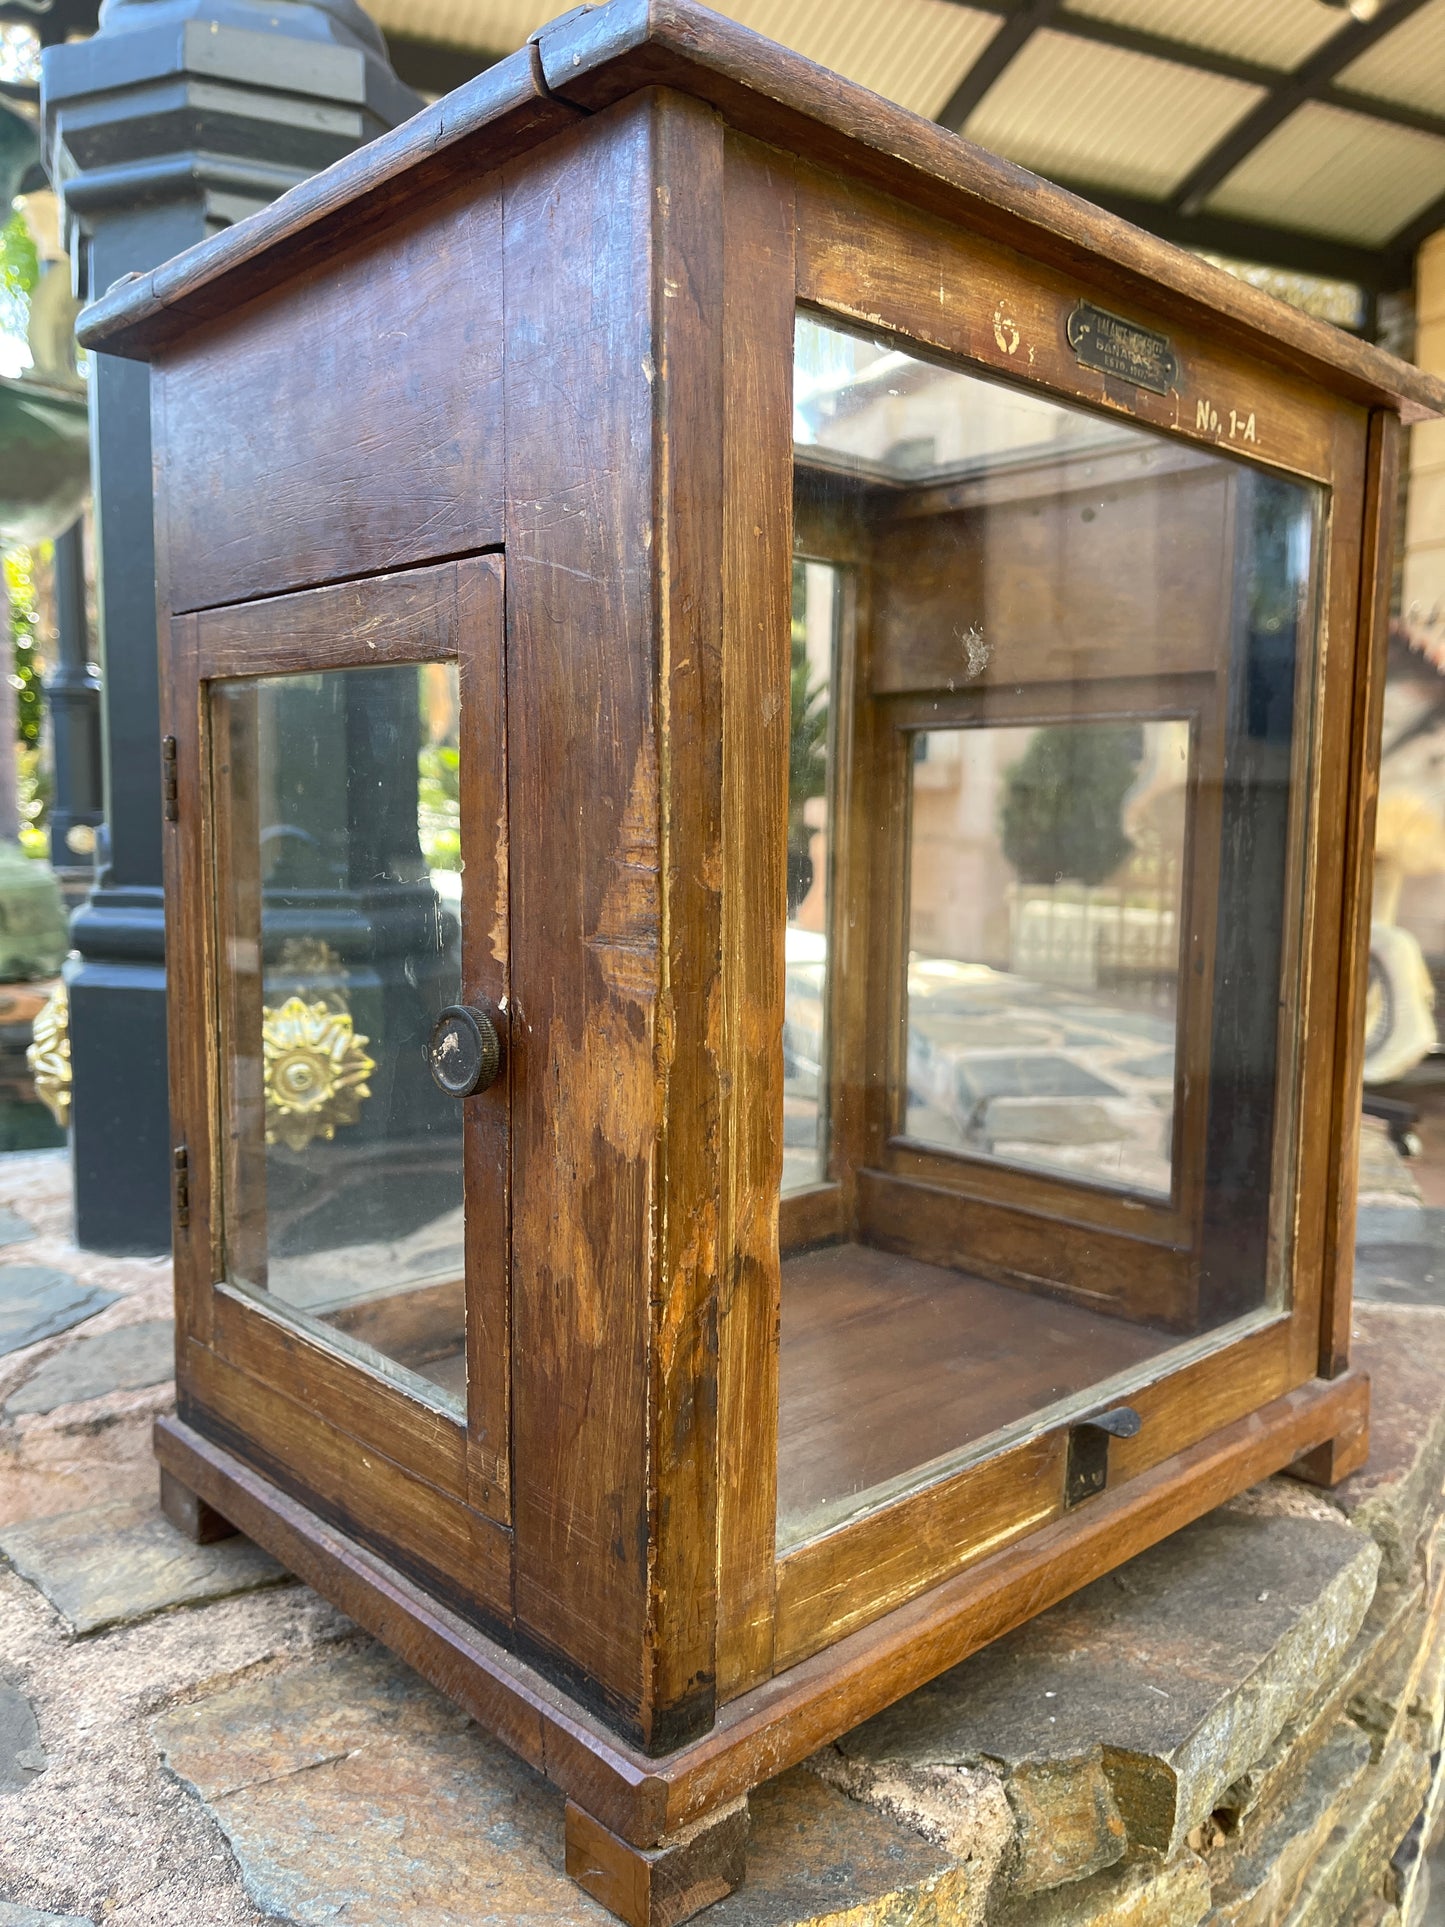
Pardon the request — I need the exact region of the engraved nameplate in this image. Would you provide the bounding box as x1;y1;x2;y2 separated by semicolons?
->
1067;303;1178;396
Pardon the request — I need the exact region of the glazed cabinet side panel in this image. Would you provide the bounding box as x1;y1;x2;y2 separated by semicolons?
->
1318;410;1401;1379
503;94;726;1751
152;175;507;616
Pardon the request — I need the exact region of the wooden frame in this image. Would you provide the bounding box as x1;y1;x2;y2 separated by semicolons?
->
85;8;1443;1920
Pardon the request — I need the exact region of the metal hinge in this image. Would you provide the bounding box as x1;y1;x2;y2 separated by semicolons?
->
172;1144;190;1229
1065;1405;1142;1507
161;735;179;822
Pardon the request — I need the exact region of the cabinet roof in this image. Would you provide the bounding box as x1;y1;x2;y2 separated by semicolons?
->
77;0;1444;420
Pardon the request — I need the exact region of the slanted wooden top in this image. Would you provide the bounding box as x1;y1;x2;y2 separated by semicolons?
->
77;0;1444;422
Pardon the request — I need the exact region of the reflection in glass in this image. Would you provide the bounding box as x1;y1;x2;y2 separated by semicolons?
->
783;560;837;1195
906;720;1189;1198
778;310;1320;1545
212;663;466;1412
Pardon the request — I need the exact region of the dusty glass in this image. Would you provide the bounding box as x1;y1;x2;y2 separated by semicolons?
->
212;662;466;1412
779;311;1321;1543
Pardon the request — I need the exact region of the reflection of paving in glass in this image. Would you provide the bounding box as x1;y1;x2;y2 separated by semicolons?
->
242;1206;467;1407
908;962;1175;1197
781;945;1176;1199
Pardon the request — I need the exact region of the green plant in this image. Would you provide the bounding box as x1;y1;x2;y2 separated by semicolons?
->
999;723;1144;888
0;202;38;352
418;741;461;871
3;546;47;852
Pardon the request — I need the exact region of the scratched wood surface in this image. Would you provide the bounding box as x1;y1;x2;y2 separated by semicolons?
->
132;13;1415;1903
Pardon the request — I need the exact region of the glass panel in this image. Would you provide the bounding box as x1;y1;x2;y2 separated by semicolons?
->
212;663;466;1414
779;311;1321;1545
907;718;1189;1199
783;559;838;1194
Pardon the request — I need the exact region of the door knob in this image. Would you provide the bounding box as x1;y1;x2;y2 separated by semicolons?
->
427;1004;502;1098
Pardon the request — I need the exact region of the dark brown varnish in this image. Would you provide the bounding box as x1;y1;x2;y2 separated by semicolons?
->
86;6;1436;1921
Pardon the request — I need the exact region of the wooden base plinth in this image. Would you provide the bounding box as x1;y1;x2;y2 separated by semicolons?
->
159;1464;238;1545
566;1797;748;1927
1287;1392;1370;1488
154;1368;1367;1926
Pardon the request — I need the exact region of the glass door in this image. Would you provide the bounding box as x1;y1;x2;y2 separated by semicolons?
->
779;313;1322;1548
201;559;508;1474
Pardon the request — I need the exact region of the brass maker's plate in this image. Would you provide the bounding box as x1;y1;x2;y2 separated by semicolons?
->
1067;302;1178;396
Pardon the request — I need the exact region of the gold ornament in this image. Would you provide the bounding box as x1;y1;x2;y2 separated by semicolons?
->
263;995;375;1153
28;979;71;1130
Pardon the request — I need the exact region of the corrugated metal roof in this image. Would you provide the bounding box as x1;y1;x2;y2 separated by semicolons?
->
1339;0;1445;115
367;0;999;119
367;0;562;53
964;31;1265;200
1061;0;1341;73
1208;102;1445;247
707;1;999;122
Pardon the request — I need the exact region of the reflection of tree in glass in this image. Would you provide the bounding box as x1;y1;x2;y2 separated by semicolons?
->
999;724;1144;887
788;573;829;916
417;665;461;871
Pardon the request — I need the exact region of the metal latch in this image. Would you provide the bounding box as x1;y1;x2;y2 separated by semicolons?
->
172;1145;190;1229
161;736;179;821
1065;1405;1142;1507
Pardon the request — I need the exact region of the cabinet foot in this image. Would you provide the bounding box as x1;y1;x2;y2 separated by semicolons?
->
565;1796;748;1927
159;1465;239;1544
1287;1401;1369;1488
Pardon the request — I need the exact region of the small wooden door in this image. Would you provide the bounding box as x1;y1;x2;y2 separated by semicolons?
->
169;556;513;1600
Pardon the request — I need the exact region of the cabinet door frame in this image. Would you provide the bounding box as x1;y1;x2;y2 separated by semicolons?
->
735;166;1374;1681
165;554;513;1563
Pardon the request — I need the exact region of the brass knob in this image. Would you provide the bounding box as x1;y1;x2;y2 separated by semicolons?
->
427;1004;502;1098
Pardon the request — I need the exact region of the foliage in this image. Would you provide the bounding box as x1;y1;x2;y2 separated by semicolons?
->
787;563;830;916
999;724;1144;889
788;563;829;842
0;203;38;352
418;742;461;871
3;546;48;855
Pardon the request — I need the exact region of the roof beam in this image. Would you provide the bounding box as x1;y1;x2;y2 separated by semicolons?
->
1388;183;1445;258
1169;0;1436;214
936;3;1445;158
1052;179;1404;289
936;0;1066;134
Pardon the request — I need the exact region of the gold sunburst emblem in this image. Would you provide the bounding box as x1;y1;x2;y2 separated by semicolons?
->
262;996;376;1153
28;979;71;1129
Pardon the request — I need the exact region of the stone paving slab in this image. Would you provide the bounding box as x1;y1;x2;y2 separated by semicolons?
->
1334;1303;1445;1581
0;1906;96;1927
0;1498;287;1636
153;1642;990;1927
4;1321;174;1417
0;1208;35;1250
0;1683;45;1792
826;1509;1380;1871
0;1269;115;1359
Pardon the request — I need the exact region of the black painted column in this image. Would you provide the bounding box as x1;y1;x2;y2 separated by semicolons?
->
42;0;419;1251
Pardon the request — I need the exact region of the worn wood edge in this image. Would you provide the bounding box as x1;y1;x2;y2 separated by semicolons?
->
75;47;579;360
74;0;1442;424
153;1374;1365;1846
1319;412;1401;1379
534;1;1445;422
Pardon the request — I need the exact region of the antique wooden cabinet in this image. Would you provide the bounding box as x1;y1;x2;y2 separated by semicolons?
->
78;4;1445;1920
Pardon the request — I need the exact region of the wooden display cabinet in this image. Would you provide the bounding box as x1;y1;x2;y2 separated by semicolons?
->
78;5;1444;1921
